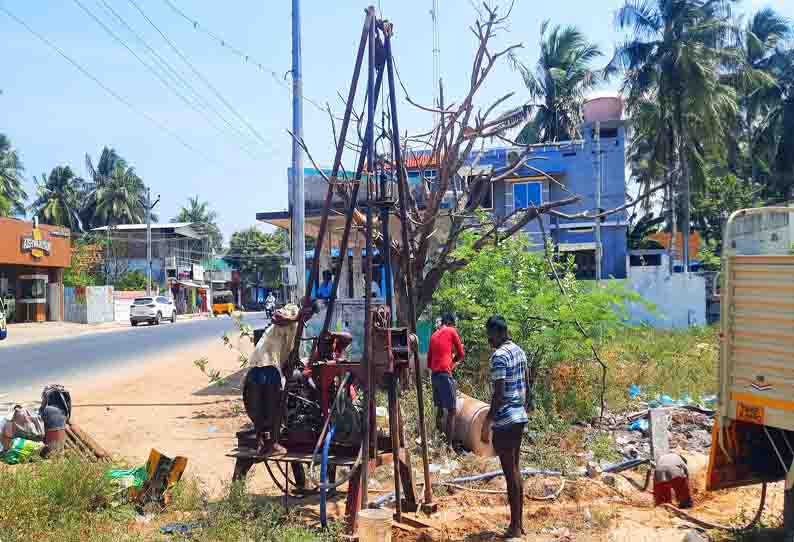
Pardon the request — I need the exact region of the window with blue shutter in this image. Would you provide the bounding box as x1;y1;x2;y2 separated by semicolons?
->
512;182;542;210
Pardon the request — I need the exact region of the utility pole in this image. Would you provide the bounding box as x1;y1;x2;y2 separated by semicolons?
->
594;121;602;282
291;0;306;302
145;188;161;295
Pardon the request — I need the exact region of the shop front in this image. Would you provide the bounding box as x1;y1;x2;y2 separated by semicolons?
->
0;218;71;322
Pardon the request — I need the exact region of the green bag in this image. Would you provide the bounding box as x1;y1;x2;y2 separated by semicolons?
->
1;437;44;464
105;466;148;489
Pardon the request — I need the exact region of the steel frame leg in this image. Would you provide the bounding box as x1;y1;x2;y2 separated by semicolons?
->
785;462;794;540
232;458;255;483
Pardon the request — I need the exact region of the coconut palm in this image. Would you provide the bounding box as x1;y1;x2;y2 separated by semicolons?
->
29;166;82;230
512;21;604;143
0;134;27;217
82;147;148;228
726;8;791;183
612;0;738;269
755;47;794;198
172;196;223;251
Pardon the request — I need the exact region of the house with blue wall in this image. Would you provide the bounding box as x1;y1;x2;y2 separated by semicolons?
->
259;118;629;285
405;119;628;279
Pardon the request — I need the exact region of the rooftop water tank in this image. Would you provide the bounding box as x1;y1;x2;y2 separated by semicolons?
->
583;96;623;123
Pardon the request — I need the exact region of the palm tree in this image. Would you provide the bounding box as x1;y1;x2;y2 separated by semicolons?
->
0;134;27;217
82;147;148;228
29;166;82;230
726;8;790;183
755;46;794;198
512;21;604;143
172;196;223;251
612;0;737;270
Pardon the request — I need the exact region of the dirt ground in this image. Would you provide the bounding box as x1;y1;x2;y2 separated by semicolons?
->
52;334;786;540
67;333;262;497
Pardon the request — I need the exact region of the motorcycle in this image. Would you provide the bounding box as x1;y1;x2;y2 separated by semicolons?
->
264;299;275;321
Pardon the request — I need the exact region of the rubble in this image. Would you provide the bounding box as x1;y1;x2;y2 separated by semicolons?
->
603;402;715;461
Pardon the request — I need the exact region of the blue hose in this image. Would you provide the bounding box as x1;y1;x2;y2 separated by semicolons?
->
320;424;336;528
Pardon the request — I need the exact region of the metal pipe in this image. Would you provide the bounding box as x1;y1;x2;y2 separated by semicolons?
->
384;26;433;506
360;9;377;510
291;0;305;299
320;63;385;337
288;8;373;368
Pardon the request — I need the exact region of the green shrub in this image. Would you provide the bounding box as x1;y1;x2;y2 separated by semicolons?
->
430;233;647;421
114;270;147;291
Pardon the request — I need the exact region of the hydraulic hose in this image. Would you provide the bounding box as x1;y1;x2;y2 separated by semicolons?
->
662;482;768;533
320;424;336;528
308;372;363;491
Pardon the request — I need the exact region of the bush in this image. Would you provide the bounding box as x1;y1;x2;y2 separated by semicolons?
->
430;233;646;421
114;270;147;291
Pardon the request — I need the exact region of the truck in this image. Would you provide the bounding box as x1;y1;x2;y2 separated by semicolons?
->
707;206;794;535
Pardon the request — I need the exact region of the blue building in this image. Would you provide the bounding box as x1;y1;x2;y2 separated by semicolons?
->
259;119;629;284
405;118;628;279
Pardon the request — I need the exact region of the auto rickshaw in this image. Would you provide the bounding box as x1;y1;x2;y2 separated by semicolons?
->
211;290;235;316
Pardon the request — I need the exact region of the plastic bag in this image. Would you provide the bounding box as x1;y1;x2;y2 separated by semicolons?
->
106;466;148;490
1;437;44;464
2;406;44;442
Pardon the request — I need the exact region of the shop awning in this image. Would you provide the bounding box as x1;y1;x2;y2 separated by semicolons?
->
176;280;206;289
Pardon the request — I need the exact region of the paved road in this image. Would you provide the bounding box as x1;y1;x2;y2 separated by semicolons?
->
0;313;268;397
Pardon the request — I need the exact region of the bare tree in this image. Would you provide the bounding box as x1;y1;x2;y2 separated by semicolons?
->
291;3;585;321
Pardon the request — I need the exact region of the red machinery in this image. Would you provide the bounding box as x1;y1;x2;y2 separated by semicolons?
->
229;6;434;532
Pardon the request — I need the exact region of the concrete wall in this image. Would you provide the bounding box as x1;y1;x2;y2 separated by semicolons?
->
620;262;707;328
64;286;115;324
113;290;146;323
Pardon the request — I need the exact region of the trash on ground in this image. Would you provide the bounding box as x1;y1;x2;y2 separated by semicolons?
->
160;522;201;535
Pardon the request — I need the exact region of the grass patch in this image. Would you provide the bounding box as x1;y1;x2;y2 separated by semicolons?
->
604;325;718;412
0;458;342;542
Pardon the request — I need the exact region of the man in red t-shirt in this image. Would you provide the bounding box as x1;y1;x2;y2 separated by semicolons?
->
427;313;464;449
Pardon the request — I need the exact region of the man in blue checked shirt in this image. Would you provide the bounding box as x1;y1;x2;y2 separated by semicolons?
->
481;315;530;540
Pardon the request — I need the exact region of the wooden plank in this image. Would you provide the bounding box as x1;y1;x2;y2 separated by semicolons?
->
648;408;669;463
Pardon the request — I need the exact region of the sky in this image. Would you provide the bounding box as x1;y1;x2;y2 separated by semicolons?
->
2;0;793;244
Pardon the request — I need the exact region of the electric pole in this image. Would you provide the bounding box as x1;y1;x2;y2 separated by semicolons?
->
594;121;602;282
291;0;306;302
145;188;161;295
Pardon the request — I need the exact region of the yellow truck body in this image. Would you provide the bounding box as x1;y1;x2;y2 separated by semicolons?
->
708;207;794;493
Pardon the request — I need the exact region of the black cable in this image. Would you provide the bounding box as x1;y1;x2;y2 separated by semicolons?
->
0;4;222;169
160;0;333;117
126;0;269;147
73;0;263;162
94;0;267;159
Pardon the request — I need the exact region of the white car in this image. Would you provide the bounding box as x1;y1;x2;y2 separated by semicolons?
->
130;296;177;326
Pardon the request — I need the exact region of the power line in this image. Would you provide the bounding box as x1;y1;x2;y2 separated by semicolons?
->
94;0;268;160
73;0;264;163
159;0;335;117
0;4;224;169
125;0;270;147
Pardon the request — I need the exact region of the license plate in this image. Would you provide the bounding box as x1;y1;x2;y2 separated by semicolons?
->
736;402;765;425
